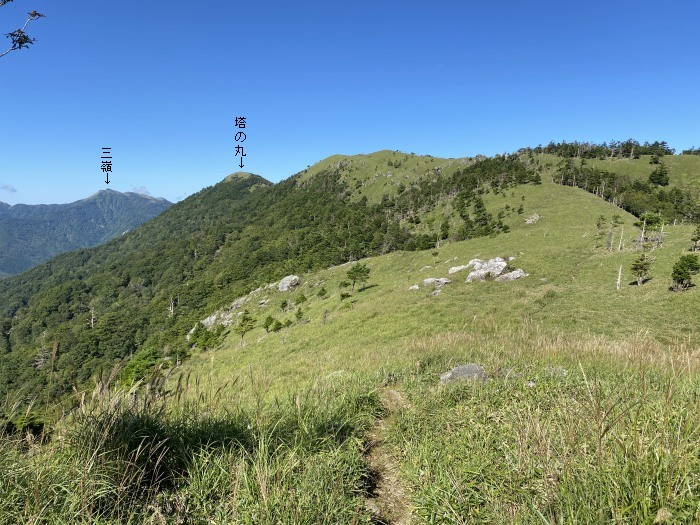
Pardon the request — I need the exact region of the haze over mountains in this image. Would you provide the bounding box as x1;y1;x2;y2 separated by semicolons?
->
0;189;172;278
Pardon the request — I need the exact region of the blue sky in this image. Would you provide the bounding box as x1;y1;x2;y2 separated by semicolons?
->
0;0;698;205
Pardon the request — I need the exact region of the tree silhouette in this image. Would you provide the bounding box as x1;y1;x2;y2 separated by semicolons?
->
1;2;45;59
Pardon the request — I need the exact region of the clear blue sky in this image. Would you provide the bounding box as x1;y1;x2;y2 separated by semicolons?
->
1;0;698;205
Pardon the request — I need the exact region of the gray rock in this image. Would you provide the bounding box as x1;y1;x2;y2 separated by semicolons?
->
419;265;432;272
430;289;442;297
466;257;509;282
408;284;420;290
495;269;528;282
440;364;488;383
544;366;568;378
278;275;300;291
525;213;540;224
448;265;471;275
423;277;452;288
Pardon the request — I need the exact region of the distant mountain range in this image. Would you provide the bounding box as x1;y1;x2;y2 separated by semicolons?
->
0;190;172;278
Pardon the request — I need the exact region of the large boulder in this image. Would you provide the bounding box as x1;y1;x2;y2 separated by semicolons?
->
423;277;452;288
440;364;488;383
278;275;300;291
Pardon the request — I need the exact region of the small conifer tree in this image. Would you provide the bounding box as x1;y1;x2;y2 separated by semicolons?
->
347;263;370;291
691;225;700;252
234;310;256;342
671;254;700;291
263;315;275;333
630;253;653;286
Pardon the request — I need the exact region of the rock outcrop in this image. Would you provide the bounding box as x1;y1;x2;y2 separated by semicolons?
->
466;258;508;282
465;257;529;282
278;275;300;291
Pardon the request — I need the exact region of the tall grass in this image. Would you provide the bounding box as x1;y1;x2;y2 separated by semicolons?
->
386;334;700;524
0;370;381;524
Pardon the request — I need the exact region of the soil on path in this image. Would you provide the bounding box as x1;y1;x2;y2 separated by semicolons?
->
364;387;412;525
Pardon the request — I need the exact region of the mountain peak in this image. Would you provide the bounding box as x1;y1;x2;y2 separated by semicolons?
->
224;172;255;182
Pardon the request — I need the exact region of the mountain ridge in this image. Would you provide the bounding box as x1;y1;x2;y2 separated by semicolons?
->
0;189;172;278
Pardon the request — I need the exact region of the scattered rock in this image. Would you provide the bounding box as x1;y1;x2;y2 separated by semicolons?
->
525;213;540;224
496;367;522;380
419;265;432;272
423;277;452;288
495;269;528;282
448;265;471;275
440;364;488;383
429;289;442;297
525;381;536;388
258;299;269;307
278;275;300;291
653;508;673;523
544;366;568;378
408;285;420;290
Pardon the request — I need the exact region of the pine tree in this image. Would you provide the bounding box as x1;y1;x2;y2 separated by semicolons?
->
691;225;700;252
347;263;370;291
263;315;274;333
649;163;669;186
630;253;653;286
234;310;256;342
671;255;700;291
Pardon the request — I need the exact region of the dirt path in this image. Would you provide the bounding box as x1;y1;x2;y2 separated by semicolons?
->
364;387;412;525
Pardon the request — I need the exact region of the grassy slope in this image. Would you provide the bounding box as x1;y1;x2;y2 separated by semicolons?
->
539;153;700;194
172;178;700;522
299;150;469;203
187;179;697;394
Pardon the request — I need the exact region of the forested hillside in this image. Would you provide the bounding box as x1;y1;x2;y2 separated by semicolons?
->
0;153;541;418
0;190;172;278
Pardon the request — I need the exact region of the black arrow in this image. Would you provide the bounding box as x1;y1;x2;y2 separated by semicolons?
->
239;157;244;168
105;173;110;184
